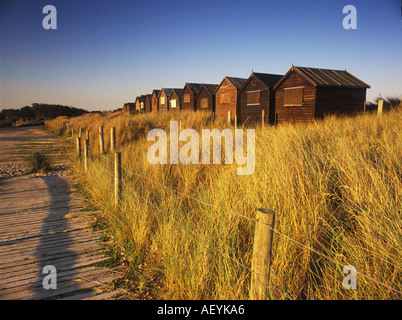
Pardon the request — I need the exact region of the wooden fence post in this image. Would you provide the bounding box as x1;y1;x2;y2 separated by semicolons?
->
378;99;383;116
84;138;89;172
114;152;121;207
250;208;275;300
76;137;81;161
99;126;104;154
235;115;237;130
34;152;39;171
72;127;75;137
79;128;82;138
111;127;116;152
262;110;265;128
86;129;90;141
228;111;231;124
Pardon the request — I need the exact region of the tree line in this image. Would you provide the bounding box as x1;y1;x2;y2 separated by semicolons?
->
0;103;88;123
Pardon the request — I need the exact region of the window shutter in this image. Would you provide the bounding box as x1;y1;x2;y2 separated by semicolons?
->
284;87;303;106
247;91;261;105
201;97;208;108
183;94;190;103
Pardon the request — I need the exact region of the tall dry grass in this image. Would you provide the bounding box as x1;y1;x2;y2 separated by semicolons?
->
46;107;402;300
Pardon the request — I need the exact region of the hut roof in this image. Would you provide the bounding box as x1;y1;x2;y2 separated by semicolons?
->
274;66;371;89
158;88;176;98
216;76;247;91
201;83;219;95
184;83;203;95
252;72;283;88
169;89;183;99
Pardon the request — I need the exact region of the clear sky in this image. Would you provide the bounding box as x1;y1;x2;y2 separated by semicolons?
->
1;0;401;111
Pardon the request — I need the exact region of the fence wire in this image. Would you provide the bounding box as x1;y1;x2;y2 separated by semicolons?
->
80;148;402;297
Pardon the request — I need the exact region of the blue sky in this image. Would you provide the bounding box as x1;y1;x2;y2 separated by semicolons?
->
1;0;401;111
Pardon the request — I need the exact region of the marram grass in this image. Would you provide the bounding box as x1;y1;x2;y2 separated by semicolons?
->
46;108;401;299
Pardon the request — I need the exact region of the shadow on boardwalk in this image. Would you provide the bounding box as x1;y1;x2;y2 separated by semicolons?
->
31;175;80;299
0;126;123;300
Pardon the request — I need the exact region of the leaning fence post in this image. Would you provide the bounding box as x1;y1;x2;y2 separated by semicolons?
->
76;137;81;161
250;208;276;300
111;127;116;152
114;152;121;207
99;126;104;154
84;138;89;172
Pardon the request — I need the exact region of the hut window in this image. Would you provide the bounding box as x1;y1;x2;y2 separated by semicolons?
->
170;99;177;109
183;94;191;103
140;102;144;109
200;97;208;109
247;90;261;106
220;93;231;103
160;97;166;105
284;87;304;106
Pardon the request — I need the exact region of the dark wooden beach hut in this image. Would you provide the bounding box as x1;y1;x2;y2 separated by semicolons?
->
239;71;283;125
196;84;219;112
145;94;152;113
151;90;160;113
181;83;203;111
158;88;174;112
215;76;247;122
273;66;371;124
125;102;135;112
168;89;183;112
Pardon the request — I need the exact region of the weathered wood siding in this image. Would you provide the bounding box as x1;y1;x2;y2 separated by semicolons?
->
196;87;215;112
168;91;181;112
240;78;273;124
151;92;159;113
215;78;239;121
145;95;152;113
315;87;366;118
275;72;316;124
181;86;196;111
135;99;141;111
159;91;169;112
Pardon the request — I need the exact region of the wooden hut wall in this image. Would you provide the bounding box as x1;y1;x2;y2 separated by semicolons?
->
215;77;245;121
159;90;169;112
151;90;160;113
315;87;367;118
168;90;182;112
196;86;216;112
274;72;316;124
240;78;272;124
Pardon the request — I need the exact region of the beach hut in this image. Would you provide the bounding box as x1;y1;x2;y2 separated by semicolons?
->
168;89;183;112
151;90;160;113
273;65;370;124
215;76;247;122
239;71;283;124
181;83;203;111
196;84;219;112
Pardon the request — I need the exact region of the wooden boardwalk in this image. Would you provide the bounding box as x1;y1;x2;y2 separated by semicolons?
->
0;128;124;300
